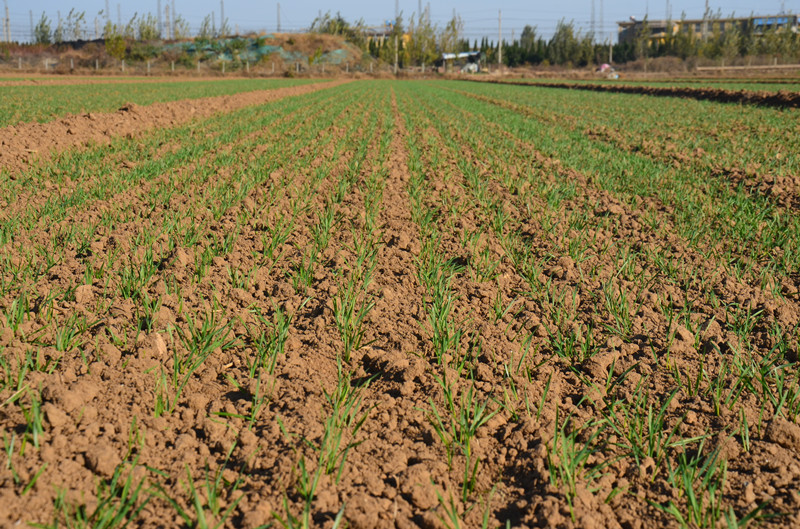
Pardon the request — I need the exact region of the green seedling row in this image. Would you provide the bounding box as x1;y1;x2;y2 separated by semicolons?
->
0;79;797;529
0;78;319;126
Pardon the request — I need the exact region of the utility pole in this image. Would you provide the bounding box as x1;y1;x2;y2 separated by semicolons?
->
164;5;170;39
277;3;281;32
394;34;398;74
600;0;604;44
95;17;99;38
498;10;502;69
157;0;162;36
171;0;175;38
702;0;709;41
220;0;225;37
3;2;8;43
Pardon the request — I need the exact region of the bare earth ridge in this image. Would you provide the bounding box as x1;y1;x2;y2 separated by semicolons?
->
0;80;346;174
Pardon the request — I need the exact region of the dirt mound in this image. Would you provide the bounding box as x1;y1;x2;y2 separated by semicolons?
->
0;80;347;174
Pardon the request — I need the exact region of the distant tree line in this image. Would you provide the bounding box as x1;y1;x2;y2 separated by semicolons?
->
27;7;800;68
309;11;467;69
621;13;800;66
312;11;800;68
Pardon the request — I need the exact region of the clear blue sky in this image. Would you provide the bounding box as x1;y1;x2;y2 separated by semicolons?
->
7;0;797;44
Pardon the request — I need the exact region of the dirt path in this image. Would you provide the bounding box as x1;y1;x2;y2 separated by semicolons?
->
0;80;346;174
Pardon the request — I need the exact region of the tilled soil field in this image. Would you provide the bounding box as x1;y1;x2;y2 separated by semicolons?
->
1;80;799;529
475;78;800;108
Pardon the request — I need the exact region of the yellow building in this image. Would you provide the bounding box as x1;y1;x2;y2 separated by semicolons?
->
617;14;798;44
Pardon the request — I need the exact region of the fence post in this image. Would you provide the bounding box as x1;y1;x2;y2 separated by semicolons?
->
271;62;274;74
121;59;125;72
70;58;74;70
171;61;175;72
147;60;150;75
18;57;21;69
95;59;98;71
222;61;225;74
246;61;249;73
197;61;200;73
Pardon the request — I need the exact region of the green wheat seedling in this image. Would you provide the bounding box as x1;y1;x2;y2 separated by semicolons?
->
213;373;269;430
653;443;745;529
158;449;246;529
603;387;703;480
136;294;162;333
174;311;236;373
36;459;149;529
261;216;295;263
417;253;467;366
274;456;320;529
164;311;236;412
117;250;159;300
317;366;372;482
17;387;45;453
469;239;501;283
434;489;466;529
53;313;90;353
497;361;533;422
332;275;376;364
291;252;317;293
546;410;609;520
4;290;29;333
726;304;764;351
247;305;294;377
706;358;748;416
602;281;638;342
756;352;800;421
0;348;13;391
152;368;171;418
197;444;248;527
193;246;215;283
427;379;497;501
227;265;254;291
3;432;19;485
311;204;339;255
210;228;239;257
545;324;598;364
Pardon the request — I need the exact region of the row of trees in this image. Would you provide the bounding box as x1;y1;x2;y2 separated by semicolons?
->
311;10;800;69
33;9;195;45
628;15;800;65
28;6;800;68
310;11;468;68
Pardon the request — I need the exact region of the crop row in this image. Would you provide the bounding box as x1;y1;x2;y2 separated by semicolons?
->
0;78;317;127
1;80;798;528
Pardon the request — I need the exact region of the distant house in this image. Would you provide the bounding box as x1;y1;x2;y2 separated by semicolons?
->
364;23;394;46
617;14;799;44
441;51;482;72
